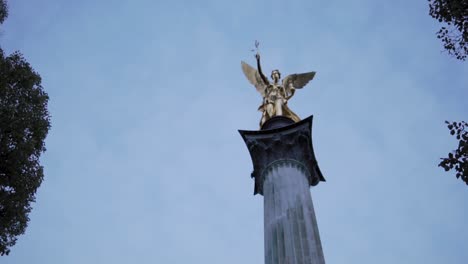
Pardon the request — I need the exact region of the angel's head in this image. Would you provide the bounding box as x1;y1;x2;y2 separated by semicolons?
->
271;70;281;83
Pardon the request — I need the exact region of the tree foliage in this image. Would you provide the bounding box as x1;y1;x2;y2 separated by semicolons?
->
428;0;468;60
0;0;7;25
0;0;50;255
428;1;468;185
439;121;468;184
0;49;50;256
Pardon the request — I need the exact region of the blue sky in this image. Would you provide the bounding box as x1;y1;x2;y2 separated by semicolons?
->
2;0;468;263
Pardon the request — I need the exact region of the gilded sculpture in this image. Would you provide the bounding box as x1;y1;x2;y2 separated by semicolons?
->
241;47;316;127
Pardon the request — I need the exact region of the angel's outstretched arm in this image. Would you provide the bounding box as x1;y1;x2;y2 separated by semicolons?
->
256;54;269;85
285;88;295;100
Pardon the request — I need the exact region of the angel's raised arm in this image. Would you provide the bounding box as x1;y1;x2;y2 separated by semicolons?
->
256;54;269;85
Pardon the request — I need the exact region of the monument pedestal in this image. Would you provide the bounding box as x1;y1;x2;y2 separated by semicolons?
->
239;116;326;264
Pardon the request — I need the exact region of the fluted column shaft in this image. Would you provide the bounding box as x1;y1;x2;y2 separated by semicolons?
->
263;160;324;264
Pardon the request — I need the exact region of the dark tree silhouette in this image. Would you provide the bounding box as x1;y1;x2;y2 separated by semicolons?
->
428;0;468;60
439;121;468;184
0;0;6;25
0;0;51;256
428;1;467;185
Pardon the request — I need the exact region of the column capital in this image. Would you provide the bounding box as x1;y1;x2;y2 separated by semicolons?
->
239;116;325;195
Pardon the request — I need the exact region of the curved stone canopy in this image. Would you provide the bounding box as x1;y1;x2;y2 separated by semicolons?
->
239;116;325;195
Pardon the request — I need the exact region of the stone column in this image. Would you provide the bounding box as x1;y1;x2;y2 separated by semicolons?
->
239;116;326;264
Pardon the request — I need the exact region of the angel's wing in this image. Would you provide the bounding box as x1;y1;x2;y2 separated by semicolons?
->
241;61;268;97
282;72;316;91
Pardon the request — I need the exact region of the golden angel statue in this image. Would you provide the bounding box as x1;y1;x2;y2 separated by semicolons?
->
241;53;316;127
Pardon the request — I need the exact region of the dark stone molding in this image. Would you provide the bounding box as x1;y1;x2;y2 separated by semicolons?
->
239;116;325;195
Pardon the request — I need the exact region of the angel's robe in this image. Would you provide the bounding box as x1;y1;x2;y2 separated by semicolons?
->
258;84;301;126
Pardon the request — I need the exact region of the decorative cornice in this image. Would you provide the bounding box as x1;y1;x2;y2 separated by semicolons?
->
239;116;325;195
